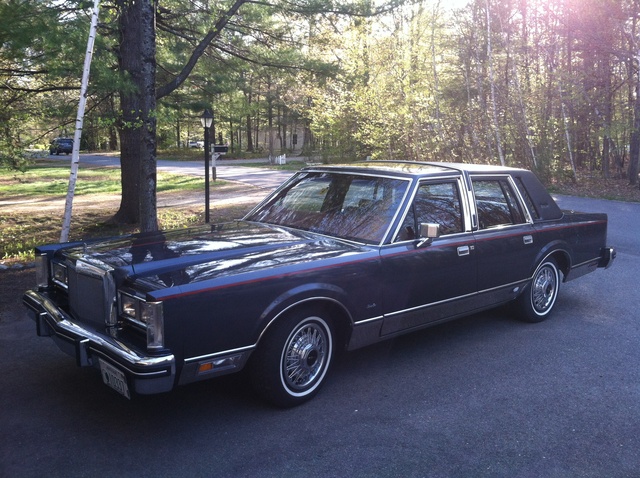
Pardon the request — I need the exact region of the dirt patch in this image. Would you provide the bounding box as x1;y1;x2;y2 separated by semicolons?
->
1;180;267;214
548;173;640;203
0;179;267;262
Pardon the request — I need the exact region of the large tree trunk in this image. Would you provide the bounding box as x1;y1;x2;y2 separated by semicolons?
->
111;0;247;227
113;0;158;230
138;0;158;233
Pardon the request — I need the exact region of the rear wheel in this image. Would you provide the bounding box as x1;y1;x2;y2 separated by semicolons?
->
250;308;334;407
515;258;560;323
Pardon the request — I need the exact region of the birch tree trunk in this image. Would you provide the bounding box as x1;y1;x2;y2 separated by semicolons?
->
60;0;101;243
628;77;640;186
430;0;442;141
559;82;578;181
512;54;537;169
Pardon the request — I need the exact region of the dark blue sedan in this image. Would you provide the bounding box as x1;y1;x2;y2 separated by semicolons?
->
24;162;615;406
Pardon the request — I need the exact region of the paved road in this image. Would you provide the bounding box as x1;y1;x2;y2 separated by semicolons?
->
75;153;296;190
1;175;639;476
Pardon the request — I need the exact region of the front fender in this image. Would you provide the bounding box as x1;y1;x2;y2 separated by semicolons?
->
259;283;354;328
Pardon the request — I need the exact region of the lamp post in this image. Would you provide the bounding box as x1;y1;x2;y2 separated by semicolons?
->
200;109;213;223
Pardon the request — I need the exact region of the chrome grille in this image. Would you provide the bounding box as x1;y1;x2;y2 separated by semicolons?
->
67;260;117;327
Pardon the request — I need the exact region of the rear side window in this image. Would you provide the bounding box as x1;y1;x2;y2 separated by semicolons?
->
514;177;541;220
472;178;525;229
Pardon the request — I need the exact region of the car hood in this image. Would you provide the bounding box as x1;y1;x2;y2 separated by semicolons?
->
62;221;372;289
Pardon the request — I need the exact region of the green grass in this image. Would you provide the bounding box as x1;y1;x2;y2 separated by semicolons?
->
0;161;248;262
0;156;309;262
0;162;203;198
0;222;45;261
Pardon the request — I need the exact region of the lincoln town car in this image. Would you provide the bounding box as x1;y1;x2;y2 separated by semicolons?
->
24;162;615;406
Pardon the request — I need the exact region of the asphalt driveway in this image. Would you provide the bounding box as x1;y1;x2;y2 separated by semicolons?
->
1;189;638;477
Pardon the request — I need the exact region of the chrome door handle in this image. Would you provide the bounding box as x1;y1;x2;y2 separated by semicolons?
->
523;235;533;245
457;245;470;256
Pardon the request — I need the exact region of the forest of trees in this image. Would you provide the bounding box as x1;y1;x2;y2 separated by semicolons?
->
2;0;640;227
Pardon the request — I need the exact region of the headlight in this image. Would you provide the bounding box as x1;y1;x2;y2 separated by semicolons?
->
119;292;139;319
118;291;164;349
35;254;50;288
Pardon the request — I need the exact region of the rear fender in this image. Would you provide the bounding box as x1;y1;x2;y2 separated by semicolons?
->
531;240;571;281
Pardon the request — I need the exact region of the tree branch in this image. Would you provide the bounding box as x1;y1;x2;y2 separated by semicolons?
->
0;84;78;93
156;0;248;99
246;0;406;17
0;68;49;76
155;0;402;99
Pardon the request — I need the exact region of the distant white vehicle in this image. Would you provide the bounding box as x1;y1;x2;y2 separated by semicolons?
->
188;139;204;148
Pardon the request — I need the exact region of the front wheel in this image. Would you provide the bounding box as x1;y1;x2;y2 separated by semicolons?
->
250;308;334;407
515;258;560;323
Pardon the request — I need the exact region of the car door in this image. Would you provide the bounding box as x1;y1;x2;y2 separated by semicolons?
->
470;175;539;307
380;177;477;336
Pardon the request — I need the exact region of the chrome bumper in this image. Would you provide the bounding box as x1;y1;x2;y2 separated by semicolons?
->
598;246;616;269
23;289;176;396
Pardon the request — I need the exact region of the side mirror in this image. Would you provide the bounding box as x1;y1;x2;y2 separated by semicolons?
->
417;223;440;248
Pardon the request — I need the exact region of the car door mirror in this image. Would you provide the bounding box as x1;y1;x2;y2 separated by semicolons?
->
417;223;440;248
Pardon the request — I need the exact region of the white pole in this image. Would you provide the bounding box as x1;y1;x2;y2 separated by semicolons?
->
60;0;101;242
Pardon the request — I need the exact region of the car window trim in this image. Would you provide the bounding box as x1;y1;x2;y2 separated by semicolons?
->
390;175;470;244
469;174;534;229
246;170;414;247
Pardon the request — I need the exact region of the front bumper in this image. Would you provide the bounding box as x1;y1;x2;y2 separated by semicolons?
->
23;289;176;397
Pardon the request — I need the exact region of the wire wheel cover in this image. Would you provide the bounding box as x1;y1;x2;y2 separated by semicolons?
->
532;264;557;313
282;321;328;391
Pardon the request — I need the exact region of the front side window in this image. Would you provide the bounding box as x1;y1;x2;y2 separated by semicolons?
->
246;172;409;244
472;178;525;229
396;181;463;241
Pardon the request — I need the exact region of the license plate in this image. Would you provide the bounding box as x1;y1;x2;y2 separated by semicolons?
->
99;359;131;399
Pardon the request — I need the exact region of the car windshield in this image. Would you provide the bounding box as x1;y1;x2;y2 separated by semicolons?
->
246;171;409;243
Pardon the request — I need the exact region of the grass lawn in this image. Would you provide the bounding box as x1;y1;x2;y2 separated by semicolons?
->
0;160;258;262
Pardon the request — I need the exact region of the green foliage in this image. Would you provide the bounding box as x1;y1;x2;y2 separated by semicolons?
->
303;0;640;181
0;0;124;165
4;0;640;188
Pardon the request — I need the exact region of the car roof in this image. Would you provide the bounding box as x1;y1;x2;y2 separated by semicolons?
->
299;160;562;221
303;161;527;178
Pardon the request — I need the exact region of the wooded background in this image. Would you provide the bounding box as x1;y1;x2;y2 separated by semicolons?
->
2;0;640;226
